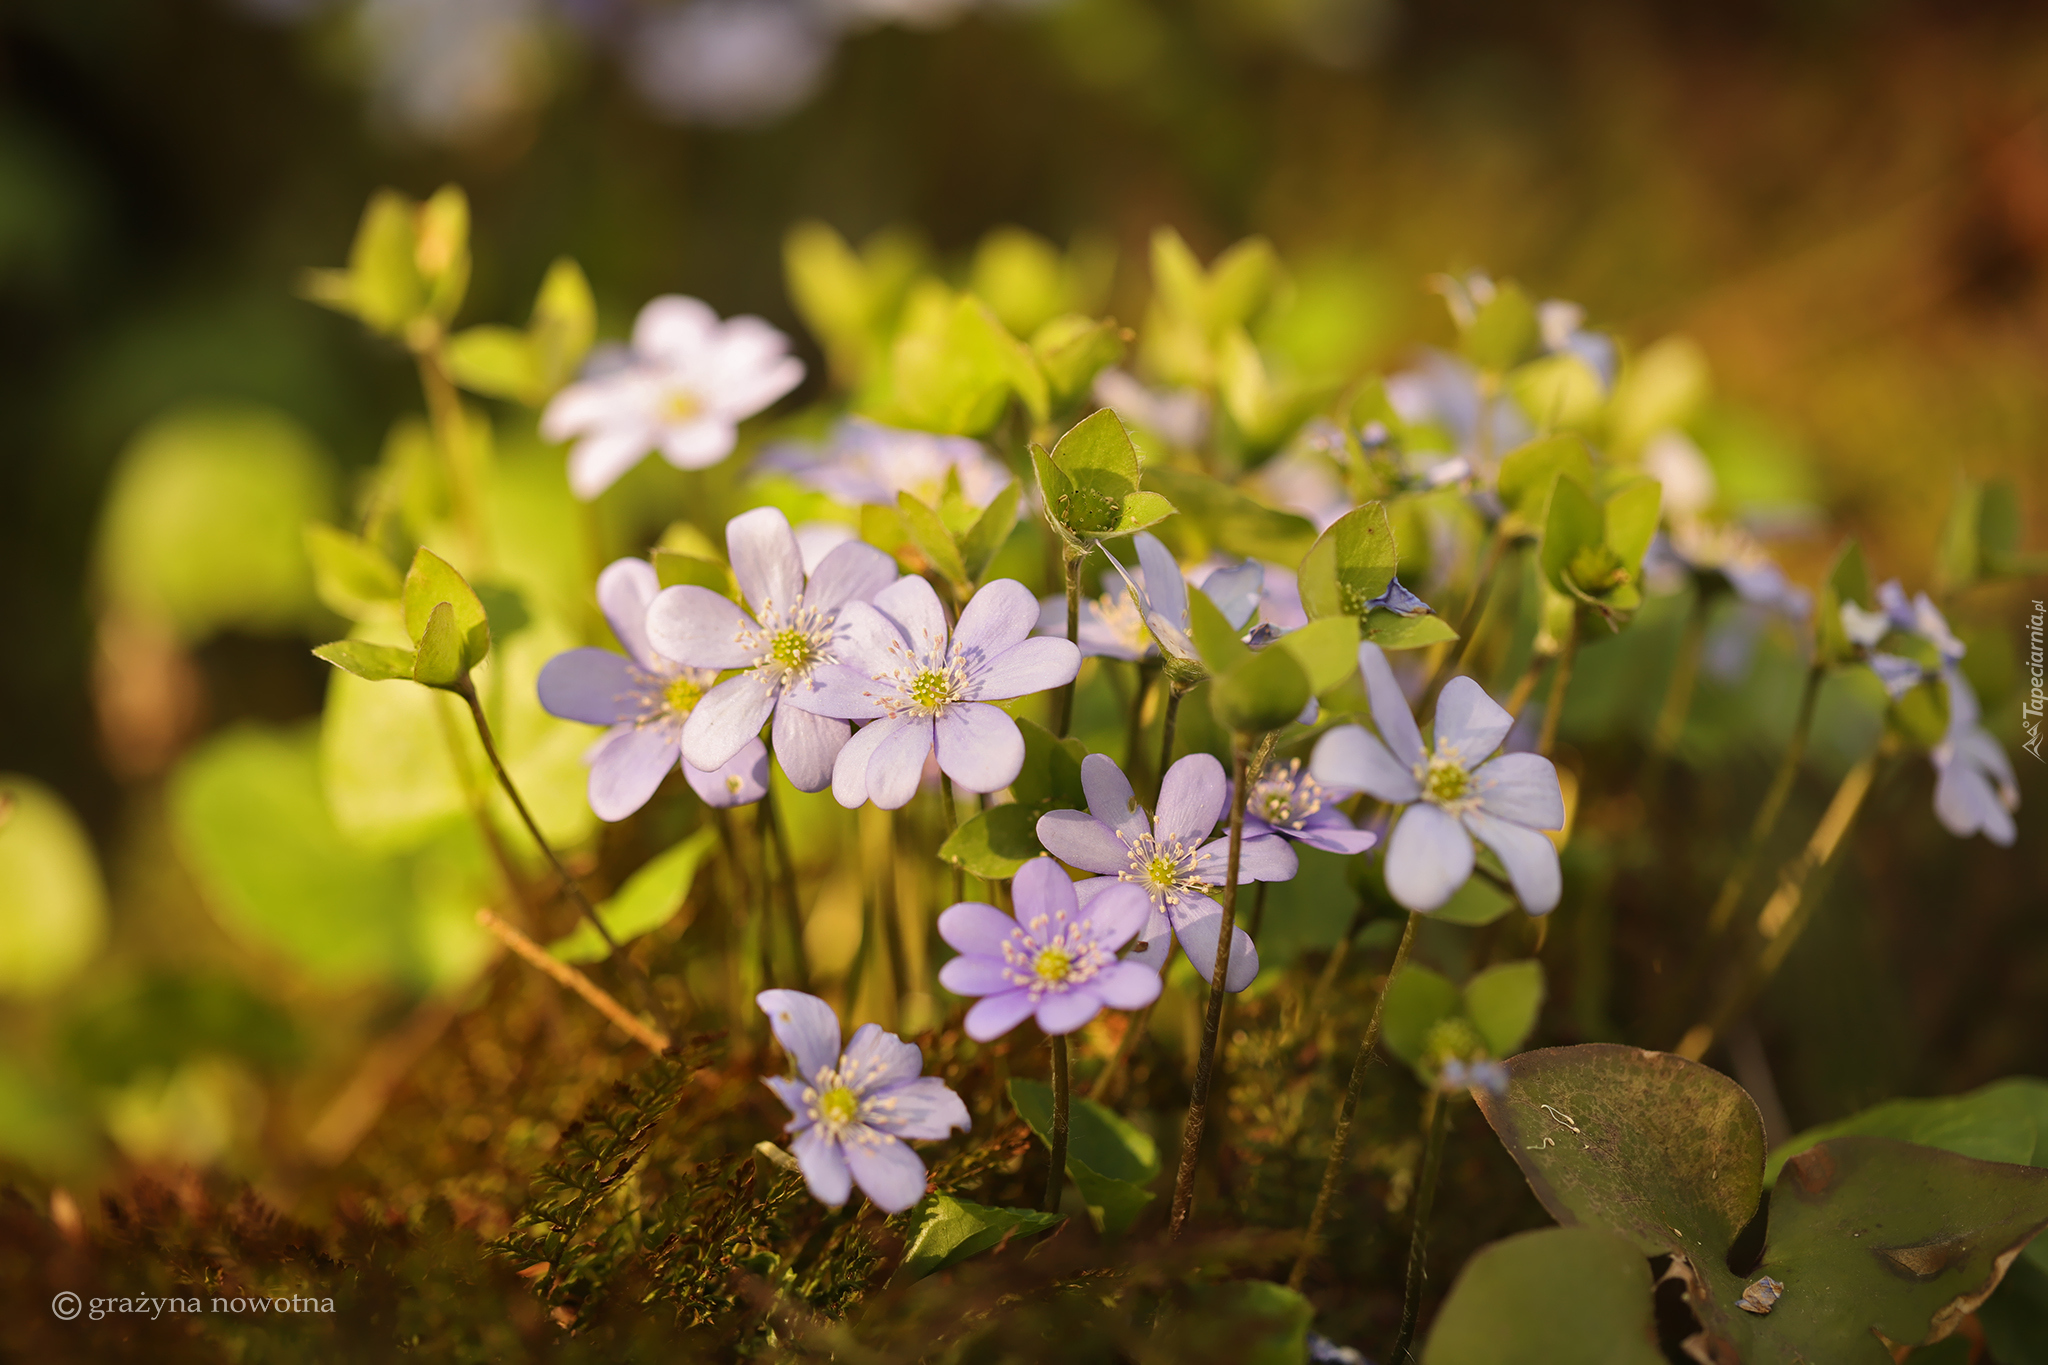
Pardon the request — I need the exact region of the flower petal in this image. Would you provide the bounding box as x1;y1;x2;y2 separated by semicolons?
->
952;577;1040;658
567;427;655;500
765;701;846;791
964;988;1041;1042
791;1125;852;1208
596;557;663;669
1470;752;1566;830
843;1129;929;1214
1291;819;1379;856
1094;960;1164;1010
1035;810;1131;876
871;574;949;658
1383;803;1474;912
1310;723;1421;804
680;670;778;771
1169;894;1259;993
538;648;645;726
1935;759;2018;847
633;294;719;359
1080;752;1149;844
586;723;680;821
938;901;1021;956
938;953;1015;997
830;715;906;809
1154;752;1228;847
1233;833;1300;884
865;716;935;810
1432;676;1513;765
1080;880;1151;949
1198;561;1263;632
862;1076;970;1141
684;737;768;808
1012;856;1077;923
1358;643;1425;767
763;1075;812;1127
727;506;806;622
1134;531;1188;629
785;662;890;721
934;702;1026;794
1463;809;1563;914
646;584;759;670
757;989;842;1083
1036;987;1104;1036
839;1021;924;1094
967;636;1081;702
1120;902;1175;976
827;600;911;679
802;539;899;617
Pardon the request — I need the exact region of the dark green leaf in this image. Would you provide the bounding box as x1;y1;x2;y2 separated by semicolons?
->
1010;718;1089;811
892;1194;1062;1284
1112;490;1176;536
1051;407;1139;500
1212;643;1310;734
1495;434;1594;525
1421;1227;1667;1365
313;639;415;682
1432;875;1514;926
1380;964;1461;1067
1273;615;1359;694
1540;475;1606;596
1767;1078;2048;1186
1186;585;1254;675
1363;607;1458;650
897;491;969;589
938;805;1045;879
1009;1077;1160;1234
1143;467;1318;566
1603;477;1663;575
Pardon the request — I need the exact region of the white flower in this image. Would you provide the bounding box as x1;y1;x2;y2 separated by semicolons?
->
541;295;804;499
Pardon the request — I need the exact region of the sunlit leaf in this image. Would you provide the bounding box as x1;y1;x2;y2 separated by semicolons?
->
0;775;107;998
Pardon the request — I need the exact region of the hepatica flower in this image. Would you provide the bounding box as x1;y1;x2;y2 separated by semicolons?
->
537;557;768;820
541;295;804;499
790;576;1081;810
1102;532;1262;674
1036;568;1157;662
1311;644;1565;914
646;507;898;792
1242;759;1378;855
762;418;1012;509
936;856;1161;1040
1933;668;2019;847
756;989;970;1214
1036;753;1297;992
1842;579;1966;698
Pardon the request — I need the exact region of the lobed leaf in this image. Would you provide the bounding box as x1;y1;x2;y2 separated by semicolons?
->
313;639;416;683
1421;1227;1667;1365
402;546;491;669
892;1194;1062;1285
1297;502;1397;621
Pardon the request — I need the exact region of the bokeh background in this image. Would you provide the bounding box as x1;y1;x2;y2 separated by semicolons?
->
2;0;2045;1263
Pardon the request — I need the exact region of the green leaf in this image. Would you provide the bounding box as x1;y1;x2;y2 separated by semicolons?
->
1767;1078;2048;1186
1009;1078;1159;1235
1603;477;1663;575
1273;615;1359;695
1421;1227;1667;1365
1053;406;1140;499
957;483;1021;584
1608;335;1709;455
1141;467;1318;566
652;550;734;596
1363;607;1458;650
783;221;923;386
1461;281;1539;372
550;826;720;964
1380;964;1461;1067
1495;434;1594;526
1031;313;1124;407
893;1194;1062;1285
885;292;1046;434
331;189;423;335
1982;1253;2048;1365
1185;588;1254;681
412;601;468;688
1979;478;2026;576
528;256;596;397
304;524;402;619
1464;960;1544;1058
897;491;970;589
0;776;107;998
1111;489;1176;536
414;184;471;324
1153;1281;1313;1365
402;547;490;669
313;639;415;682
1817;537;1875;663
1540;474;1606;596
442;324;535;402
1297;501;1397;620
938;805;1045;880
1431;875;1514;926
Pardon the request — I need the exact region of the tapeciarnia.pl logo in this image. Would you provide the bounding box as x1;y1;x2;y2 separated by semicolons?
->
2025;599;2044;762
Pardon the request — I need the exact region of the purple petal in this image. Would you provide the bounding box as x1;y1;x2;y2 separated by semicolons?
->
1134;531;1188;628
586;723;680;821
597;557;663;669
934;702;1026;794
938;901;1021;956
843;1128;929;1214
951;578;1040;665
966;637;1081;702
1080;880;1151;949
685;737;768;807
964;988;1040;1041
1036;987;1105;1035
1233;833;1300;883
829;600;911;678
1013;855;1081;923
1080;753;1149;844
1462;810;1562;914
661;421;740;471
801;538;899;616
939;954;1014;997
791;1125;853;1207
680;670;778;770
646;585;759;670
757;989;842;1083
1169;894;1259;993
830;715;908;809
865;717;935;810
772;702;850;792
1198;561;1263;631
1036;810;1132;876
538;648;646;726
1311;723;1421;804
786;662;891;721
1431;676;1513;765
862;1076;970;1141
727;506;806;620
567;427;654;500
1291;820;1379;856
1155;752;1228;846
871;574;949;657
840;1021;924;1094
1358;643;1425;767
1935;760;2017;847
1384;803;1474;912
763;1075;812;1127
1122;903;1175;976
1094;959;1164;1010
1470;753;1566;830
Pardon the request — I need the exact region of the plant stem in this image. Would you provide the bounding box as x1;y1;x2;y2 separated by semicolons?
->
715;807;771;991
1535;616;1578;757
762;785;810;989
1288;909;1419;1290
879;809;908;1028
1088;1002;1151;1102
475;910;670;1053
1640;586;1709;802
1127;660;1158;793
1391;1091;1453;1365
1156;685;1184;805
1168;731;1276;1238
1045;1033;1071;1214
1423;530;1509;708
1054;550;1084;738
1701;662;1824;939
1245;881;1271;944
939;772;964;908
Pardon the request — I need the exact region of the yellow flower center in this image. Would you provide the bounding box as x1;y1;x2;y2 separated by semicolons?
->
818;1086;859;1128
907;667;954;711
1033;946;1073;983
1423;756;1470;805
769;627;814;671
1145;855;1179;888
663;389;703;423
664;676;704;715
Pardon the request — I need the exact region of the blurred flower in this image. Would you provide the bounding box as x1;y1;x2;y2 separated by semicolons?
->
1932;668;2018;847
357;0;550;145
1094;532;1262;676
757;989;970;1212
1438;1057;1509;1097
542;295;804;499
537;557;769;818
1537;298;1617;389
936;856;1160;1040
1037;753;1297;992
1242;758;1377;855
1383;350;1530;472
1642;430;1717;520
791;576;1080;808
1093;368;1209;449
1036;566;1156;662
1250;424;1351;530
646;507;898;791
761;418;1011;509
628;1;833;127
1311;644;1565;913
1841;579;1964;699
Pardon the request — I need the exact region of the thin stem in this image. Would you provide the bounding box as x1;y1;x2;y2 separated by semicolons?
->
1169;730;1276;1238
1045;1033;1071;1214
1245;881;1271;944
1088;1003;1152;1102
1391;1091;1453;1364
1289;909;1419;1290
1640;586;1709;801
1534;615;1578;758
1054;550;1084;738
716;808;771;991
879;810;908;1028
1422;530;1509;708
1126;660;1159;793
1701;663;1825;938
763;784;810;990
475;910;670;1053
1156;685;1184;805
939;772;964;908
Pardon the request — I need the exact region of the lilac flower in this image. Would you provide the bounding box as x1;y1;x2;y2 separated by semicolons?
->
1242;758;1378;855
788;576;1080;810
761;418;1012;509
1384;349;1530;474
626;0;832;129
1842;579;1965;698
645;507;898;793
1035;753;1298;993
1310;644;1566;914
756;989;970;1213
536;557;770;820
1932;668;2018;847
1536;298;1617;389
936;856;1162;1040
1439;1057;1510;1097
541;295;804;499
1100;532;1262;676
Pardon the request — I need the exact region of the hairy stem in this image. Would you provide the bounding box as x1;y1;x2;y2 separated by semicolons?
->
1045;1033;1071;1214
763;784;810;989
1127;660;1159;794
1391;1091;1453;1364
1054;550;1084;738
1641;586;1710;800
476;910;670;1053
1288;909;1419;1290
